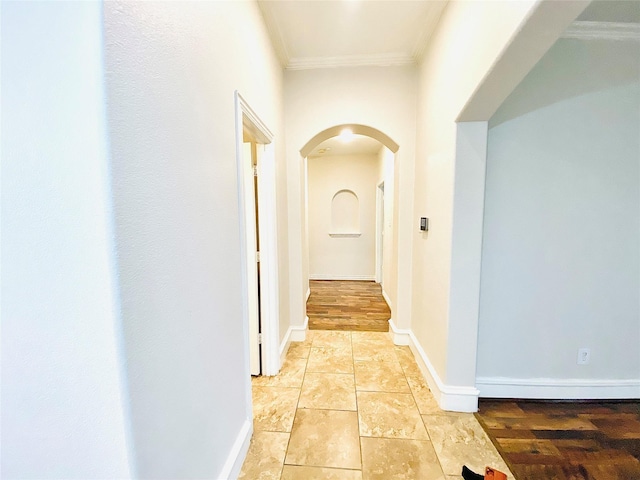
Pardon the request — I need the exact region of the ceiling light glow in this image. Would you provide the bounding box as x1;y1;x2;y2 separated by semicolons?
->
339;128;354;142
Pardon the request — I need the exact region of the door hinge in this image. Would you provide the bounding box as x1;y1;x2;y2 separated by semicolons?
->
253;165;258;177
256;251;260;262
258;333;262;344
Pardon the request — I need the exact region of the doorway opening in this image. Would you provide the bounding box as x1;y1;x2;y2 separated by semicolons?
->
301;124;398;332
235;92;280;379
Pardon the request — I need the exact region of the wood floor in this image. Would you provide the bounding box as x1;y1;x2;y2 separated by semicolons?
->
306;280;390;332
475;399;640;480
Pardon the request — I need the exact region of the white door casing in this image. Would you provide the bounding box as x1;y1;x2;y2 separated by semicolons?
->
234;92;280;385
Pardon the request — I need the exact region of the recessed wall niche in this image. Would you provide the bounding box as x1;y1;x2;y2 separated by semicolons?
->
330;189;360;237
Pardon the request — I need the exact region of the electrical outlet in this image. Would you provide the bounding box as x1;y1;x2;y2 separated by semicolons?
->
577;348;590;365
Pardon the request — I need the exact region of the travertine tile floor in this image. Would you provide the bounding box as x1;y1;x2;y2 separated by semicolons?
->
240;330;513;480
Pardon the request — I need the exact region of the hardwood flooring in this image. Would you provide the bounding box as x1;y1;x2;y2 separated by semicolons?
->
306;280;390;332
475;399;640;480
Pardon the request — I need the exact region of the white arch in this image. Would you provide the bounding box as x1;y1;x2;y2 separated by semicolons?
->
300;123;399;158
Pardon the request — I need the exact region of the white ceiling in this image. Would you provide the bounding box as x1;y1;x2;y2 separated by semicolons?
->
309;134;383;158
259;0;445;154
258;0;448;70
262;0;639;154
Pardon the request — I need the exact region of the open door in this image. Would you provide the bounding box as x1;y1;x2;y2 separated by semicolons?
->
376;182;385;284
242;140;261;375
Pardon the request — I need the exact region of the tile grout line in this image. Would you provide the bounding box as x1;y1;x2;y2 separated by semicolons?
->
351;331;365;477
278;333;310;478
395;343;451;479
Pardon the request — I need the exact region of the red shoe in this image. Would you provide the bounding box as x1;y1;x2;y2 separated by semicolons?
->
485;466;507;480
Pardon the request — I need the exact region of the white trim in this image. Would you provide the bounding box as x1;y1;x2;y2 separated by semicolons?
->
290;316;309;343
328;232;361;238
563;21;640;42
234;92;280;379
476;377;640;400
238;94;274;143
256;2;290;67
305;288;311;302
411;1;447;61
407;329;480;412
309;274;375;281
279;327;292;365
279;316;310;364
388;319;410;346
381;289;393;311
286;53;415;71
217;419;252;480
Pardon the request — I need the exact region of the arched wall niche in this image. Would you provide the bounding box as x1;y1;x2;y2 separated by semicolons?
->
300;123;399;158
330;189;359;235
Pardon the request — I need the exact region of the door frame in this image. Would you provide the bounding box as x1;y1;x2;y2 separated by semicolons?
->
234;91;280;378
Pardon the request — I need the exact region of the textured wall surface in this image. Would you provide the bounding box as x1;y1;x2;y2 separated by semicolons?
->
103;1;284;477
1;2;133;477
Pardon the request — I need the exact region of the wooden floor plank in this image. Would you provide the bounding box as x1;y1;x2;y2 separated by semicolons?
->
306;280;390;332
476;400;640;480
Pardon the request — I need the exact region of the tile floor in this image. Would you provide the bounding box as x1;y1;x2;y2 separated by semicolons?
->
239;330;513;479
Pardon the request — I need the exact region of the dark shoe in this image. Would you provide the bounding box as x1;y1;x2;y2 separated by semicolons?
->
461;465;484;480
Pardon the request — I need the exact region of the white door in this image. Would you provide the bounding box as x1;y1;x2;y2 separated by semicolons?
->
376;183;385;283
243;142;260;375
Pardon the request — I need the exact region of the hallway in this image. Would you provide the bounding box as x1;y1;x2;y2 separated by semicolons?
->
239;330;511;479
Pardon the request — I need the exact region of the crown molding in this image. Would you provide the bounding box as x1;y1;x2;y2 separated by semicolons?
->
563;21;640;41
412;0;449;62
257;2;290;67
286;53;416;71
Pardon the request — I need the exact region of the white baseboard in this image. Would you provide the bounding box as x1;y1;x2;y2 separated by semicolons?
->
476;377;640;400
406;329;479;413
388;319;410;346
309;274;376;281
280;317;309;364
279;328;292;366
289;316;309;342
381;289;393;310
217;418;252;480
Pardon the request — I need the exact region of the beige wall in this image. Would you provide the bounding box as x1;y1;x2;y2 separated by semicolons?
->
412;1;590;409
308;154;379;279
285;66;416;326
413;0;540;384
284;66;418;331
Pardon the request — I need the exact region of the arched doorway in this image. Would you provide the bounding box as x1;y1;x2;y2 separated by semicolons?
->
301;124;399;332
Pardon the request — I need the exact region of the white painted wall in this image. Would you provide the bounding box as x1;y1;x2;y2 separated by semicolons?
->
308;154;379;279
1;2;132;477
477;38;640;396
285;66;417;331
103;1;285;477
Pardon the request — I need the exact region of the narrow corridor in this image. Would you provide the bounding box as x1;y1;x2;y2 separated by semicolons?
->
239;330;512;479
